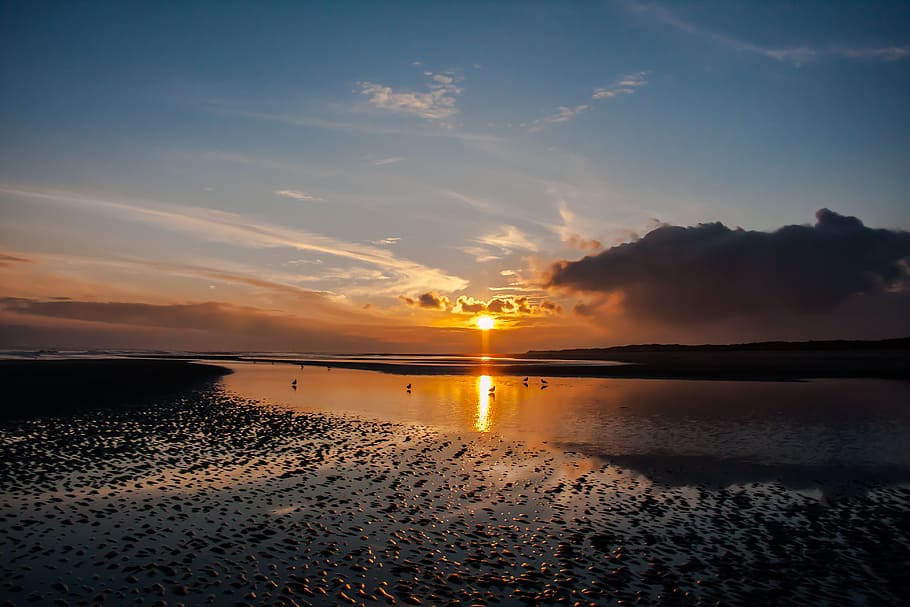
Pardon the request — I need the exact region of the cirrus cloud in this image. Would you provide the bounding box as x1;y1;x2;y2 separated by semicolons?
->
274;189;324;202
592;71;649;99
626;1;909;68
1;185;468;298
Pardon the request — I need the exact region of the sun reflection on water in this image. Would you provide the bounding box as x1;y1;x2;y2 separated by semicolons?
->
475;375;492;432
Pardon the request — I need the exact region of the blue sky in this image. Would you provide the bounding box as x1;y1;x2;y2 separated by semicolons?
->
1;1;908;351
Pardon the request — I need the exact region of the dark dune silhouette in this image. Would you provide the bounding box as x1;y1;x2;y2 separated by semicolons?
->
522;337;910;380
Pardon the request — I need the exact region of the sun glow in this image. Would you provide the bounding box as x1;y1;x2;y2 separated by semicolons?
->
476;315;495;330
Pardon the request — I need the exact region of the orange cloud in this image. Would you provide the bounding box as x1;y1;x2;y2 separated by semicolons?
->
451;295;561;317
0;253;33;266
563;233;602;251
0;296;396;351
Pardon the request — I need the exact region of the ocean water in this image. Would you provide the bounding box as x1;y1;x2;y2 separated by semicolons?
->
218;361;910;490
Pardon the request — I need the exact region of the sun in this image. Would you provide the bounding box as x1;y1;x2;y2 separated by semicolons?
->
476;315;495;331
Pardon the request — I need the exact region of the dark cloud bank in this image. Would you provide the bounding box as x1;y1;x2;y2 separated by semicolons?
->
548;209;910;328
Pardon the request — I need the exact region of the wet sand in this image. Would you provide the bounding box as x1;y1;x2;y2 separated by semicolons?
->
1;361;909;606
0;359;230;419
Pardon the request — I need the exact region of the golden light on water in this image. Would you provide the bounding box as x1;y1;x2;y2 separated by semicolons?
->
475;374;492;432
476;315;495;331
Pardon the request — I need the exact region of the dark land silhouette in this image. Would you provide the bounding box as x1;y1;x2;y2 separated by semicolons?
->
520;337;910;380
118;337;910;380
0;359;230;418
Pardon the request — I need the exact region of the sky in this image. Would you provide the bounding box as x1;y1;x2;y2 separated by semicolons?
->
1;0;909;353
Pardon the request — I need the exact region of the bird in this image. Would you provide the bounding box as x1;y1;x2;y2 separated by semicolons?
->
540;378;548;384
406;383;411;390
488;385;495;393
291;379;297;385
522;377;529;382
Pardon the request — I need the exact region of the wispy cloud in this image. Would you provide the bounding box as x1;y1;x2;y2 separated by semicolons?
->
0;248;357;314
438;187;571;242
0;186;469;297
438;188;497;213
358;70;462;122
0;296;397;352
592;71;649;99
0;253;32;266
835;46;910;61
627;1;909;67
476;225;539;254
372;156;404;166
274;189;324;202
543;104;590;124
458;246;503;263
554;201;603;251
209;106;505;143
533;71;648;130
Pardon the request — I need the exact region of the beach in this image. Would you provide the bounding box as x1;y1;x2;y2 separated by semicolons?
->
1;359;909;606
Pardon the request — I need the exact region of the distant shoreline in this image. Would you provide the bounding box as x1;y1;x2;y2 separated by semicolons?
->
2;335;908;385
525;336;910;356
150;348;908;381
255;352;909;381
515;337;910;381
191;336;908;380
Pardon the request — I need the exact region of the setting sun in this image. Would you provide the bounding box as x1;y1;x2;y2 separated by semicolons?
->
476;315;495;331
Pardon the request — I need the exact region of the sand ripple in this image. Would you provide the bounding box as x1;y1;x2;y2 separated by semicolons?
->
1;387;909;606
